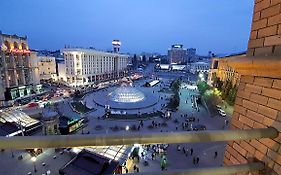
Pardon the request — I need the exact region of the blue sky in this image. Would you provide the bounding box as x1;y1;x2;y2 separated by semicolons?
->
0;0;254;55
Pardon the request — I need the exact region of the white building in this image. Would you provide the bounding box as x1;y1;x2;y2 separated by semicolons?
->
57;61;67;82
38;56;57;81
189;61;210;74
61;48;129;87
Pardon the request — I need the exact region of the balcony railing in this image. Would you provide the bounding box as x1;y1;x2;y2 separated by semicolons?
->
0;127;277;174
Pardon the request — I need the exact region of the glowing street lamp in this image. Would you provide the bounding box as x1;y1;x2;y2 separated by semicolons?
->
31;156;37;172
199;72;205;81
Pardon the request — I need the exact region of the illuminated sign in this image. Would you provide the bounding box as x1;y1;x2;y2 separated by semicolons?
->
8;49;31;54
112;40;121;46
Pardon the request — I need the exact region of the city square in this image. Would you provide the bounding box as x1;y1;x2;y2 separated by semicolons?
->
1;1;281;175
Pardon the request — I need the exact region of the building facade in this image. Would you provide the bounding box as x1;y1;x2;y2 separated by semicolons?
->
207;54;245;86
186;48;196;62
38;56;57;81
57;60;67;82
61;48;129;87
189;61;210;74
168;44;187;64
0;32;41;105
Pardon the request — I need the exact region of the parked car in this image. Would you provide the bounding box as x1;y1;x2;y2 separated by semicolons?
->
216;105;222;109
193;124;206;131
27;102;39;108
186;117;196;122
218;109;227;117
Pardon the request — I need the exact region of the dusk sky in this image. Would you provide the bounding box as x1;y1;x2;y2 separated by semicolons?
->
0;0;254;55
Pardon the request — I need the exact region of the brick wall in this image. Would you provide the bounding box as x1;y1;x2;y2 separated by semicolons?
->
224;76;281;175
247;0;281;56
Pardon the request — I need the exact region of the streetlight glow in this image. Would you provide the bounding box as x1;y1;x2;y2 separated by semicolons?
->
31;156;36;162
125;126;130;131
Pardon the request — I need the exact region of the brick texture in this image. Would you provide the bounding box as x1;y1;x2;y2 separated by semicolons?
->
247;0;281;56
224;1;281;174
225;76;281;175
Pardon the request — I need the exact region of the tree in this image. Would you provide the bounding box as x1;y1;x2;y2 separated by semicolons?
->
197;81;210;94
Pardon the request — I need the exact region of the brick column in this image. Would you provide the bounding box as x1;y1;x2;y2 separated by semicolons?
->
248;0;281;56
224;0;281;174
224;75;281;174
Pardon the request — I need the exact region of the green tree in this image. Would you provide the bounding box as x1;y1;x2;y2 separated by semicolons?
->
197;81;210;94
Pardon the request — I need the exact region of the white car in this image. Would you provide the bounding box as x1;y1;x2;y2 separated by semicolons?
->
218;109;227;117
216;105;222;109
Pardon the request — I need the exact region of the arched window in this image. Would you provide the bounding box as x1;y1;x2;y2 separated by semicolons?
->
21;43;27;50
13;42;19;49
4;41;11;50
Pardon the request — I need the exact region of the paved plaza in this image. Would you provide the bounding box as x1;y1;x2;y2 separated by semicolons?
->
0;70;231;175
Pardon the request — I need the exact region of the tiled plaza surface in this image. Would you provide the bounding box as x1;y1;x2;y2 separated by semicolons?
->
0;68;231;175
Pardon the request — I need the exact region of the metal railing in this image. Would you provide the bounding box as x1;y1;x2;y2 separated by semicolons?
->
0;127;277;175
126;162;264;175
0;128;277;149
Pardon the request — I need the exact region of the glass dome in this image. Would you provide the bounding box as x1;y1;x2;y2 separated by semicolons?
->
109;87;145;103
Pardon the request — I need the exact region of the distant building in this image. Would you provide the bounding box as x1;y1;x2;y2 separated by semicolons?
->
189;61;210;74
112;40;121;53
157;64;186;71
0;32;41;106
38;56;58;81
186;48;196;62
207;52;246;86
61;48;129;87
57;60;67;82
168;44;187;64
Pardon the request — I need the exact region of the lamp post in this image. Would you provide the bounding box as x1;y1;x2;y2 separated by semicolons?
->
31;156;37;172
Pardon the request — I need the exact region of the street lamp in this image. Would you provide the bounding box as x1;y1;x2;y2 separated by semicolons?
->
31;156;37;172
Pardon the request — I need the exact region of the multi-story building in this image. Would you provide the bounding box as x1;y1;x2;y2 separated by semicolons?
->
189;61;210;74
61;48;129;87
0;32;41;105
168;44;187;64
207;53;246;86
57;58;67;82
38;56;57;81
186;48;196;62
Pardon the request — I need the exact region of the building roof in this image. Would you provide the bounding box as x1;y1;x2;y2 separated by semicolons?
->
59;149;119;175
219;51;247;58
0;122;20;136
191;61;210;65
61;48;129;57
42;108;59;121
0;32;27;40
0;110;40;128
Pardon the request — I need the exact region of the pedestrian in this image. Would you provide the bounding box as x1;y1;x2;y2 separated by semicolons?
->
125;167;129;173
161;164;165;171
190;148;193;155
214;151;218;159
196;157;199;164
193;157;196;165
177;145;181;151
183;147;186;154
